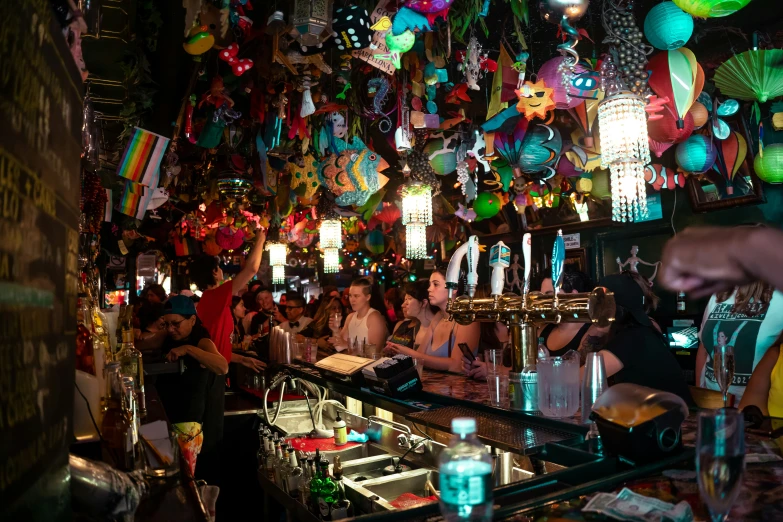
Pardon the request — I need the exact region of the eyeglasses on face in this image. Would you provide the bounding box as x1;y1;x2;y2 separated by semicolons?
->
164;319;186;330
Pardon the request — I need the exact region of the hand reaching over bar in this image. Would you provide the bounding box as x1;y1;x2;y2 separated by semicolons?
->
385;341;417;357
660;226;783;298
237;354;266;373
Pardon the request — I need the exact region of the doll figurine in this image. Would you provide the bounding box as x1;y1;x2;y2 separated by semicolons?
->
617;245;660;281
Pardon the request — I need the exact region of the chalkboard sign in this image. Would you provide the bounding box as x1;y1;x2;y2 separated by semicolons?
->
0;1;83;518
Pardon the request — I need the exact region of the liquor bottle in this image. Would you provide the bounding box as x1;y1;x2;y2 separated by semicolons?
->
330;456;353;520
274;442;287;485
100;362;134;471
317;459;338;520
117;328;147;418
121;376;144;470
265;440;279;482
285;448;303;498
309;458;323;515
258;434;270;470
278;444;293;493
300;456;313;507
677;291;686;314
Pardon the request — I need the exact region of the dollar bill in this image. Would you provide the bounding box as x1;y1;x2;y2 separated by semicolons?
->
583;488;694;522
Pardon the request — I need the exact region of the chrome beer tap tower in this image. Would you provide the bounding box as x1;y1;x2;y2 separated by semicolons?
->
445;230;616;412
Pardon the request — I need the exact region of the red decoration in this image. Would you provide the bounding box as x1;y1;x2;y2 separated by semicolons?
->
219;43;254;76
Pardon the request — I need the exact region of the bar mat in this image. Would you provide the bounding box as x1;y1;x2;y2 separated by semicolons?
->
408;406;581;454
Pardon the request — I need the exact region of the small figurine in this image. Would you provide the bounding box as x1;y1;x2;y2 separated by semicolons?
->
617;245;660;281
505;253;523;293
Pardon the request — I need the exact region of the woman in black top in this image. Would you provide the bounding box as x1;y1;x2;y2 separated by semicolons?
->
538;269;594;359
386;281;432;350
581;274;694;406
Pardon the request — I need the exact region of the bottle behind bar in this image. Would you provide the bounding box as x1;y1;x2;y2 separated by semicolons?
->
275;443;287;485
118;327;146;418
122;376;144;470
309;459;323;515
286;448;303;498
318;459;337;520
330;456;353;520
100;362;134;470
300;456;313;507
265;440;279;482
677;291;686;313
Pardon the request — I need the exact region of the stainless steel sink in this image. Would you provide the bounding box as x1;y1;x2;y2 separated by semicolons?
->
320;442;388;464
343;469;440;513
341;454;421;482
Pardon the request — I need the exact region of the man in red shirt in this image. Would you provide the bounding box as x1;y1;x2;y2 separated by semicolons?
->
188;229;267;486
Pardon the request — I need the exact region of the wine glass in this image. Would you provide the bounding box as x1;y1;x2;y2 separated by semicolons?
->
713;344;735;407
696;410;745;522
329;312;342;336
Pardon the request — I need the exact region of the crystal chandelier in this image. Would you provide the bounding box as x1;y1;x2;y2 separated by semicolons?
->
598;92;650;222
400;181;432;259
320;218;342;274
266;242;288;284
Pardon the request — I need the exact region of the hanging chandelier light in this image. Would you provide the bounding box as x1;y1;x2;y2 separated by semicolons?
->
266;241;288;285
320;217;342;274
400;178;433;260
598;56;650;223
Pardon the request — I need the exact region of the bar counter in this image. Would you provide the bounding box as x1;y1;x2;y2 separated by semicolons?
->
273;362;783;521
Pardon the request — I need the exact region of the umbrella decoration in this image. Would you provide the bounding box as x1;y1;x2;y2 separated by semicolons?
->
712;130;747;195
648;47;705;129
673;0;752;18
696;92;739;140
567;90;605;149
493;119;529;177
713;49;783;103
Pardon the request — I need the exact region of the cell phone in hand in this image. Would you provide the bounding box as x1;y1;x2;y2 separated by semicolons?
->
459;343;475;362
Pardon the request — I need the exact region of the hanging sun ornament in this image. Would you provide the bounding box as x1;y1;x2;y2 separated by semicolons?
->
515;79;556;121
266;241;288;285
598;54;650;223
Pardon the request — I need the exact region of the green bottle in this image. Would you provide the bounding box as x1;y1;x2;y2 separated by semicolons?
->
317;459;337;520
309;459;323;515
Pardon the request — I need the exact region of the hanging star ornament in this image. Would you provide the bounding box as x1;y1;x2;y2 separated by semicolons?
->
515;79;555;122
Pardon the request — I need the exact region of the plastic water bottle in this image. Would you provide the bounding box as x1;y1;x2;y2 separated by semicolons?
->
439;418;493;521
537;337;549;360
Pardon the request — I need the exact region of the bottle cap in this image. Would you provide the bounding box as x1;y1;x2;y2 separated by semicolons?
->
336;412;342;422
538;337;545;343
451;417;476;435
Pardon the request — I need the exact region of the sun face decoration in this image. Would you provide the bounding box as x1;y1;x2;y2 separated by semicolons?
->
515;79;555;122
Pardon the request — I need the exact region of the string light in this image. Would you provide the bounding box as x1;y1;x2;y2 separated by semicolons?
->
400;181;432;260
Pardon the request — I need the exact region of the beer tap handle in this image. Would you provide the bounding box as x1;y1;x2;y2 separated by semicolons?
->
489;241;511;298
552;229;565;294
522;233;531;299
466;236;480;298
446;241;470;300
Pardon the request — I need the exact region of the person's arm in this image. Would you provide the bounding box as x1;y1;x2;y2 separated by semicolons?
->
166;338;229;375
231;352;266;373
232;229;267;294
135;330;167;351
739;345;778;416
660;227;783;298
242;312;256;337
695;342;708;387
443;322;480;373
579;349;624;382
366;311;388;350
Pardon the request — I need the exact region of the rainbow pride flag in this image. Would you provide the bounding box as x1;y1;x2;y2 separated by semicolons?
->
117;127;170;186
118;181;145;217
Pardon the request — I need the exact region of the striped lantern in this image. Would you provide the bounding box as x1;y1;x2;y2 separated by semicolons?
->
675;135;717;174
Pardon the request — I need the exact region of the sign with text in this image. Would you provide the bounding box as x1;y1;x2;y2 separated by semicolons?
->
0;1;82;517
352;1;396;75
563;233;581;250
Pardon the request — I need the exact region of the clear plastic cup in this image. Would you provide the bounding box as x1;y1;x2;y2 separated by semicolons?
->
483;349;504;374
487;373;510;408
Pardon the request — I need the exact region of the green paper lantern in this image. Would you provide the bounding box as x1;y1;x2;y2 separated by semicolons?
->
590;169;612;199
644;2;693;50
754;144;783;184
672;0;751;18
473;192;502;219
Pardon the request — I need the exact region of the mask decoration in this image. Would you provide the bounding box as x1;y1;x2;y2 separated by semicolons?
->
515;79;556;121
318;136;389;206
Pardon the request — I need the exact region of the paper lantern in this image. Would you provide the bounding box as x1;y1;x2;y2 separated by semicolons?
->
644;2;693;50
673;0;751;18
576;177;593;193
675;135;717;174
688;102;709;129
648;110;695;158
537;57;587;110
474;192;502;219
215;227;245;250
365;229;385;254
754;144;783;184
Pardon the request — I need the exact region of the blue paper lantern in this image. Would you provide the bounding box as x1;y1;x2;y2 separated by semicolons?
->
644;2;694;51
675;135;717;174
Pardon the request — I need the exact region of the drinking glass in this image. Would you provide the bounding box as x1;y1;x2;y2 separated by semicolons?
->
714;344;735;408
483;349;503;374
144;432;180;478
697;410;745;522
536;350;580;418
413;357;424;380
487;373;510;408
329;312;342;336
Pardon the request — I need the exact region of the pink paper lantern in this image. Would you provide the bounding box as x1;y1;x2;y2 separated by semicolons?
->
537;57;588;110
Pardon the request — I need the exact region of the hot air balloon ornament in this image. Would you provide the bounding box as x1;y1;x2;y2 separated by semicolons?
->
494;119;529;179
712;130;747;195
567;89;604;149
519;124;562;179
696;92;739;140
647;47;705;130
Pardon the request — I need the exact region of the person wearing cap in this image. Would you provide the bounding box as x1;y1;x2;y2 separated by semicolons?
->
156;296;229;483
580;273;695;406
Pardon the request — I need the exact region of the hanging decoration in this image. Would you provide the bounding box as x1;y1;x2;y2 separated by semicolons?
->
267;241;288;284
400;179;433;259
672;0;751;18
647;47;705;129
473;192;502;219
515;79;556;121
696;92;739;140
318;136;389;206
714;48;783;104
519;124;562;176
644;164;686;190
643;2;693;51
754;144;783;184
601;2;652;98
290;0;333;48
675;134;717;174
712;131;747;195
320;215;342;274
